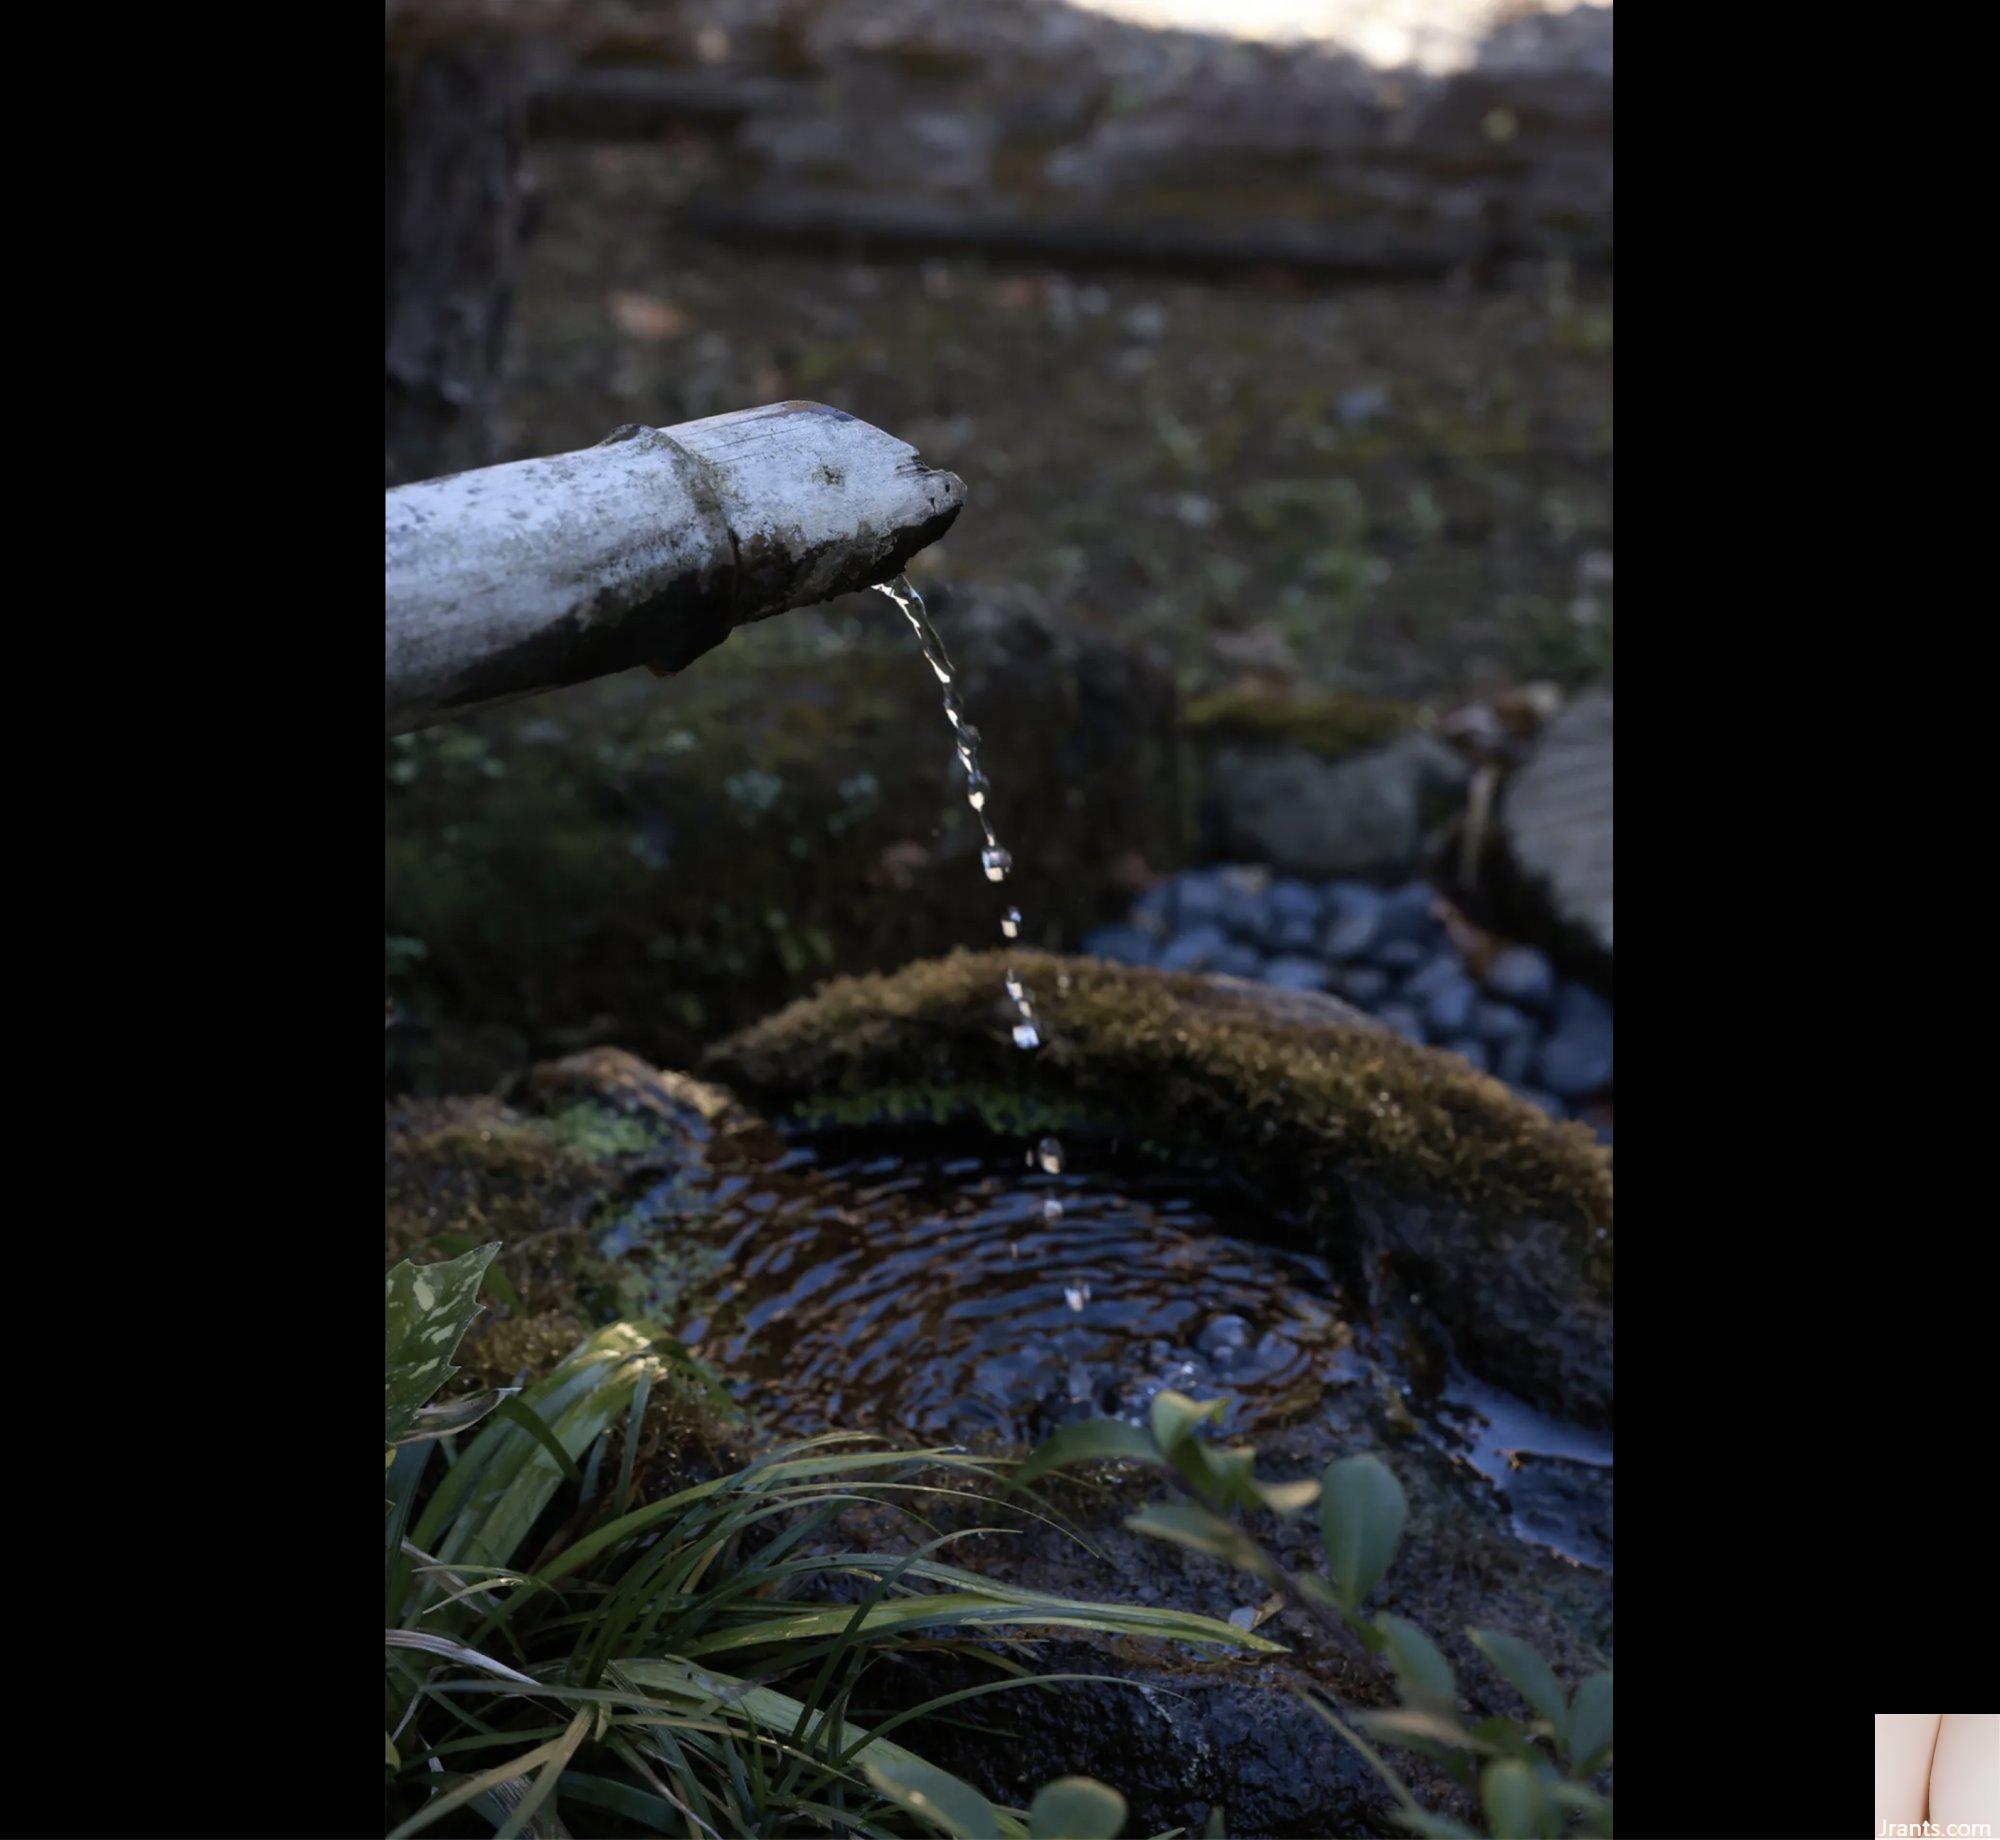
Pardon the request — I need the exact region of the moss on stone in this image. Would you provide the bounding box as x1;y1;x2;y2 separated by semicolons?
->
384;1096;632;1323
707;951;1611;1285
1180;687;1422;760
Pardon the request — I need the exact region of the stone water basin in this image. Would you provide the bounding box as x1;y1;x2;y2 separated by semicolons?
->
495;952;1613;1833
597;1107;1611;1576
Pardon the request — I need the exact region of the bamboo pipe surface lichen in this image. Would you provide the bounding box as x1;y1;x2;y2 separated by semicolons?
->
384;400;964;733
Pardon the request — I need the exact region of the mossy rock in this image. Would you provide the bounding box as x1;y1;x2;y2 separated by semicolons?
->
386;585;1183;1092
708;951;1612;1422
384;1057;739;1369
1180;686;1422;761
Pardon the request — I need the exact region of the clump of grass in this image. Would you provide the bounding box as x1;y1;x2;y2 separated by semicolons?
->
386;1244;1268;1837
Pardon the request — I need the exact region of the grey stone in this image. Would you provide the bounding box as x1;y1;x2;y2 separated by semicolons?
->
1539;983;1614;1097
1372;938;1429;973
1485;944;1558;1012
1442;1036;1490;1072
1321;881;1385;958
1496;1033;1537;1084
1375;880;1444;948
1500;688;1612;963
1203;731;1469;879
1172;871;1228;928
1196;1313;1252;1362
1423;970;1478;1036
1471;1000;1536;1045
1263;955;1331;992
1217;865;1272;941
1334;964;1391;1006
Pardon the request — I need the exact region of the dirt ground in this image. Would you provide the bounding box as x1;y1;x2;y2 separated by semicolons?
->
503;139;1611;703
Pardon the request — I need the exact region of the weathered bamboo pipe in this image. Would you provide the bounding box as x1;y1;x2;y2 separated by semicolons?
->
385;401;964;734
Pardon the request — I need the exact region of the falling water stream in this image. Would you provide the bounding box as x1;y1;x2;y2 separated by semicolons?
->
874;575;1085;1306
591;571;1611;1573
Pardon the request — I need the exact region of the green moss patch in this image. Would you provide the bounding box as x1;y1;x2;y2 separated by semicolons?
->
1180;687;1422;760
707;951;1611;1284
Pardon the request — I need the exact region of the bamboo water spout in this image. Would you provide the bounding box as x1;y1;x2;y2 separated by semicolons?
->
384;401;964;734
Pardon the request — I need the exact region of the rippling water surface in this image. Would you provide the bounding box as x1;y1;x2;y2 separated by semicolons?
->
608;1128;1351;1445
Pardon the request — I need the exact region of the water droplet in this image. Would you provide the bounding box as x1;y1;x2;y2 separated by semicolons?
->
1041;1197;1064;1223
981;847;1013;882
1034;1136;1064;1175
1000;907;1022;939
965;771;990;811
1012;1021;1042;1050
1063;1281;1090;1312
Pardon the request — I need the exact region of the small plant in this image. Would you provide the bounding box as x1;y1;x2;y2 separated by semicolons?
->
385;1246;1255;1836
1015;1394;1613;1839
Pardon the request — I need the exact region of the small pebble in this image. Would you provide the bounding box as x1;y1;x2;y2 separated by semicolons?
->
1321;882;1384;958
1496;1033;1537;1084
1471;999;1536;1045
1372;938;1428;973
1081;924;1153;966
1157;924;1229;972
1377;1003;1427;1042
1335;965;1391;1006
1373;881;1441;949
1212;943;1263;979
1539;982;1614;1095
1263;955;1330;991
1443;1036;1490;1072
1485;945;1558;1011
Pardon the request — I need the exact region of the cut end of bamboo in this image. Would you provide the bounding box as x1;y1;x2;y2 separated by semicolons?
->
385;401;964;734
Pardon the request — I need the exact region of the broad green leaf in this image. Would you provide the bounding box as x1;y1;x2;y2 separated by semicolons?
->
1028;1776;1127;1839
1191;1441;1260;1508
677;1587;1281;1656
1468;1630;1568;1730
494;1708;588;1840
609;1661;1027;1835
1392;1813;1481;1838
386;1731;400;1768
1125;1502;1278;1584
1373;1613;1457;1714
393;1387;518;1446
1011;1417;1161;1490
1356;1708;1494;1761
420;1322;669;1570
1150;1389;1226;1456
863;1756;1000;1839
1478;1757;1547;1839
1565;1670;1612;1772
385;1627;539;1686
492;1396;584;1486
426;1230;527;1314
1468;1718;1539;1759
1320;1454;1407;1612
385;1243;498;1447
1250;1475;1321;1515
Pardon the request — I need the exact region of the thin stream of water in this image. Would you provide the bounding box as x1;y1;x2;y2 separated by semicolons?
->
875;573;1085;1307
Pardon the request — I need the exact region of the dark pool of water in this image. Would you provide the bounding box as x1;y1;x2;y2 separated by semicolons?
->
599;1124;1612;1570
607;1125;1350;1445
